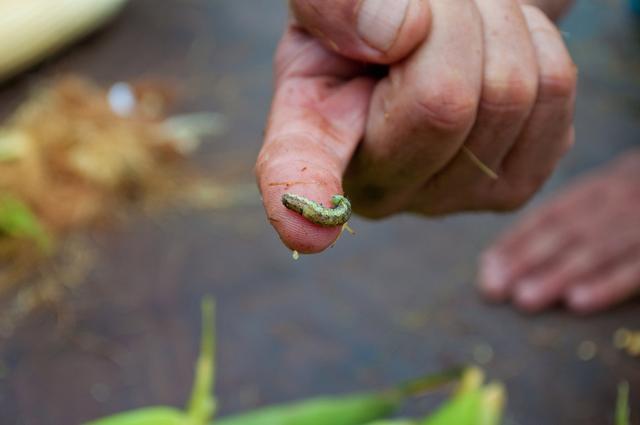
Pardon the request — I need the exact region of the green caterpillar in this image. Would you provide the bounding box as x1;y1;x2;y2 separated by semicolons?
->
281;193;351;227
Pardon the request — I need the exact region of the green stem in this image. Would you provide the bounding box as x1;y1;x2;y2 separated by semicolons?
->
186;297;217;424
617;381;630;425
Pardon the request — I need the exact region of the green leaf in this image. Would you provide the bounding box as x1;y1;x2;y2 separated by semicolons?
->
0;195;50;251
420;368;505;425
215;368;463;425
215;393;399;425
421;389;483;425
82;407;188;425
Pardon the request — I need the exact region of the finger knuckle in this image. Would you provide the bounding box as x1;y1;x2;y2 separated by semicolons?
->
413;80;478;131
521;4;548;22
481;68;538;115
539;61;578;100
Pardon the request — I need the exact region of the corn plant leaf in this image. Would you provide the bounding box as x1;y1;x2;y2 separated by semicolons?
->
420;388;483;425
420;367;505;425
82;406;187;425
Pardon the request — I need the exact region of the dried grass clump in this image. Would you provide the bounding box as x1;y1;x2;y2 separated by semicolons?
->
0;76;185;236
0;76;228;333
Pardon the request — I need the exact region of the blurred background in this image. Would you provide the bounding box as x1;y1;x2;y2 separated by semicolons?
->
0;1;639;424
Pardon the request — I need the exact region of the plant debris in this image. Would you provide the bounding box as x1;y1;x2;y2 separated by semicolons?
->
0;75;220;237
0;75;257;338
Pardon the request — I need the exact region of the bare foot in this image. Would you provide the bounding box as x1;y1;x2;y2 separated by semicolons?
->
478;150;640;314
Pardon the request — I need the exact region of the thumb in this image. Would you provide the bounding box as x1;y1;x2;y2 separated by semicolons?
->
256;29;375;254
290;0;430;64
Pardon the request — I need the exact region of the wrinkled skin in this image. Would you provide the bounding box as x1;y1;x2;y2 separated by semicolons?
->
479;150;640;314
256;0;577;254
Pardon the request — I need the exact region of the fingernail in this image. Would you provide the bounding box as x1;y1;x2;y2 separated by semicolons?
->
567;287;590;310
357;0;411;52
479;255;510;294
515;281;541;306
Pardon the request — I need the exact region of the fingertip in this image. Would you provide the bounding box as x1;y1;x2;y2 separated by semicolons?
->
258;159;344;254
291;0;430;64
356;0;431;63
513;280;546;313
477;252;511;301
566;287;596;314
381;0;431;62
272;210;342;254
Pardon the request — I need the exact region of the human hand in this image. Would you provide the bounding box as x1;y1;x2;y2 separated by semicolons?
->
256;0;577;254
479;150;640;314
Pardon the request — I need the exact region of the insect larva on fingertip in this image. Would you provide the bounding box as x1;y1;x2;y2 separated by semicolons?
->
281;193;352;227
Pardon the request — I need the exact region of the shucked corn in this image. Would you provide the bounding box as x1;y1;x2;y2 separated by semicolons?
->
0;0;127;82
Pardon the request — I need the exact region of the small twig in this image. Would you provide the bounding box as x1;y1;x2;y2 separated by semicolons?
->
329;222;356;248
462;146;498;180
343;223;355;235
